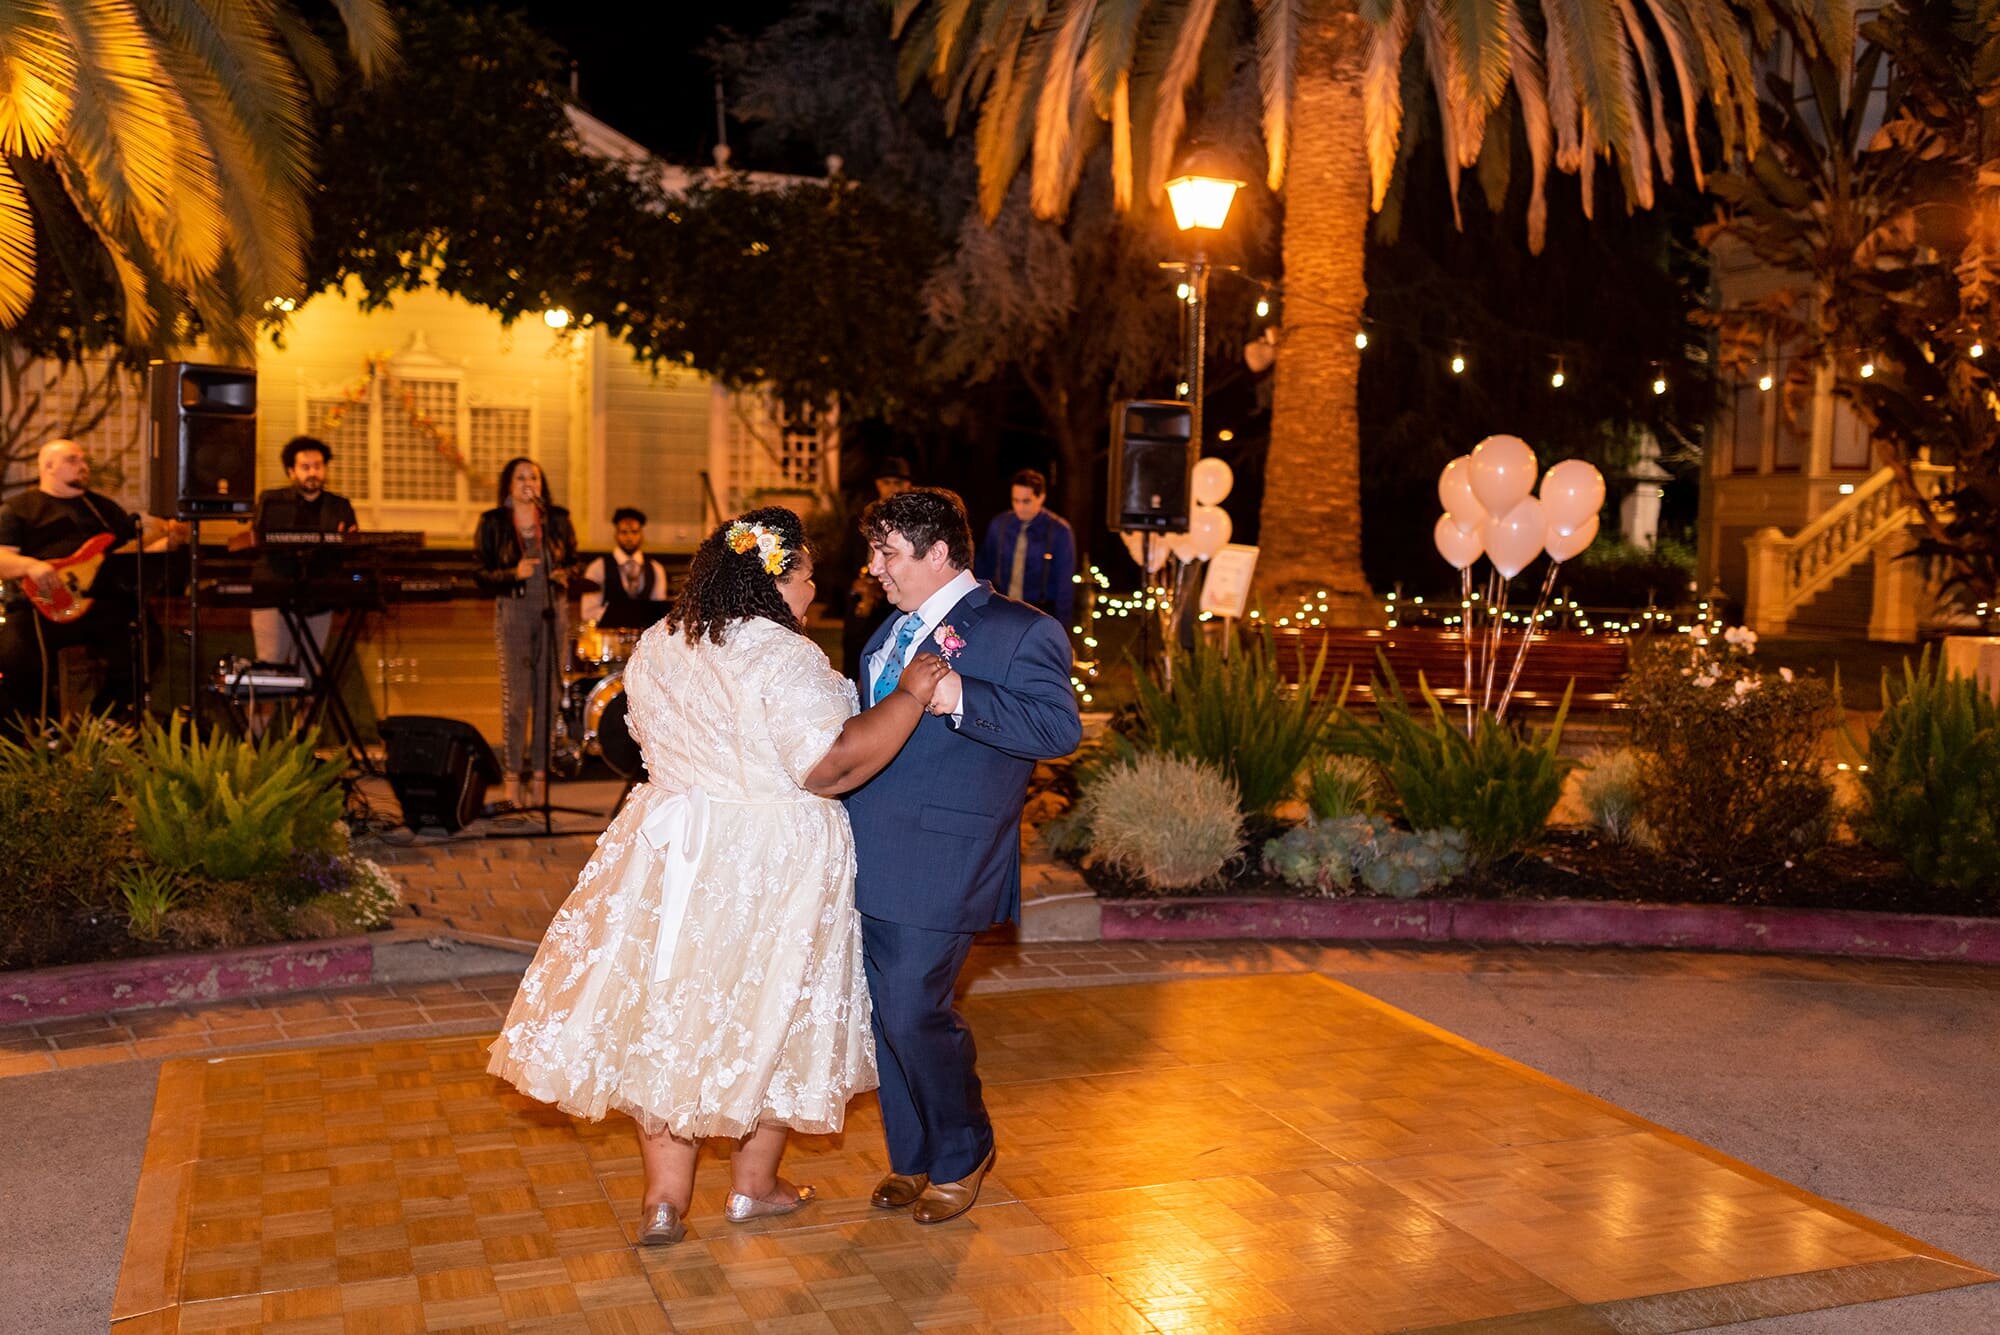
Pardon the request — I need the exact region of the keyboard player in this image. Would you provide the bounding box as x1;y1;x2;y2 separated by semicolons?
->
250;435;359;671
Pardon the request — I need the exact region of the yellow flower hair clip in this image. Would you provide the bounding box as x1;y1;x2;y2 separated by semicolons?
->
726;520;790;577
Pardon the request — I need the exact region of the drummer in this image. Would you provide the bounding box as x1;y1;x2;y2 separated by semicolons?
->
578;507;671;631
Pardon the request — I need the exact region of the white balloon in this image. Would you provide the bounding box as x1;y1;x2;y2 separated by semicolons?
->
1482;496;1546;579
1437;456;1488;534
1191;457;1234;507
1468;435;1539;515
1164;529;1197;563
1433;513;1484;570
1540;458;1606;537
1544;513;1600;563
1120;530;1171;573
1186;504;1233;560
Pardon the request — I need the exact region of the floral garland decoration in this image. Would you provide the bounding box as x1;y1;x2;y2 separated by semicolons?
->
726;520;790;576
313;354;477;480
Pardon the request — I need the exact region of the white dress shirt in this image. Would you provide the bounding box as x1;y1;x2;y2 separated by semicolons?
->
868;568;976;722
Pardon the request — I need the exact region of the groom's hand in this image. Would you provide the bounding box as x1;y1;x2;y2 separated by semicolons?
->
927;669;963;717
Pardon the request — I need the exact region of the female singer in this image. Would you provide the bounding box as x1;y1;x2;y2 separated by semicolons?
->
475;457;579;809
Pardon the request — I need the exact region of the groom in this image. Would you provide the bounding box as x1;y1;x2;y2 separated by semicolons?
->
845;487;1082;1223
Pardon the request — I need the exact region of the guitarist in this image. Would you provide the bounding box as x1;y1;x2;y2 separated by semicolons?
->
0;439;186;729
249;435;358;670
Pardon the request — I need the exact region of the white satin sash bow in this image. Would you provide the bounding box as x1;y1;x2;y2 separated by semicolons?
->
637;786;710;983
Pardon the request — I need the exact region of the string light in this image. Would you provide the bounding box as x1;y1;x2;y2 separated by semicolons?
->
1758;371;1775;392
1652;375;1668;395
1450;351;1467;375
1175;282;1191;301
1255;296;1271;317
1550;358;1566;389
1972;340;1985;359
1859;359;1876;378
1353;329;1369;350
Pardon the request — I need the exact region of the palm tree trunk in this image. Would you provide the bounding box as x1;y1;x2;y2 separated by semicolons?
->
1257;0;1374;621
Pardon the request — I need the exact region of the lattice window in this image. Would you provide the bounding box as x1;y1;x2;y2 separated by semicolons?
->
301;397;372;498
380;376;459;502
3;355;149;499
776;399;820;485
469;404;531;494
726;393;822;506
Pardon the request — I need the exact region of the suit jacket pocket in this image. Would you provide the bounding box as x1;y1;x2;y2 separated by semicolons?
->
919;804;1001;839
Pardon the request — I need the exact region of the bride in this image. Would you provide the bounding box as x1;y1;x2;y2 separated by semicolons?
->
488;506;947;1244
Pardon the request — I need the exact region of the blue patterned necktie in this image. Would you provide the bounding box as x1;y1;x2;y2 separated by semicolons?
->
872;613;926;705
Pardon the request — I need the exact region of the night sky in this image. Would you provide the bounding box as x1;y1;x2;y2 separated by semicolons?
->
516;0;798;163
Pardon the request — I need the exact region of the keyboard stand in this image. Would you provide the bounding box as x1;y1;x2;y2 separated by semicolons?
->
287;603;378;775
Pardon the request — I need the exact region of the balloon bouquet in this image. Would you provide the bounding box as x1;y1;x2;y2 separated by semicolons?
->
1433;435;1603;732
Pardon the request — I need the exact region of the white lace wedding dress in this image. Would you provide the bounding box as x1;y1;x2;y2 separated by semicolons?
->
487;616;875;1139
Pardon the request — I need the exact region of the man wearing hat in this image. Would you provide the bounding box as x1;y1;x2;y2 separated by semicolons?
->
842;457;914;679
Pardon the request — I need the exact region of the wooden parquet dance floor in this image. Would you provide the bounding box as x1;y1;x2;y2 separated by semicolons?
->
111;974;1990;1333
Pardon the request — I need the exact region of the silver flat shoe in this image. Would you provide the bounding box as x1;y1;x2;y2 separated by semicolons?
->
724;1182;816;1223
638;1201;687;1245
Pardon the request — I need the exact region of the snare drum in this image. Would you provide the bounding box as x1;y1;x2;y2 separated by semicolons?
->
581;671;646;779
574;622;644;667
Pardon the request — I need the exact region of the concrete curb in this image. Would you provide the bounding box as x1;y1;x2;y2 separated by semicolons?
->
1099;895;2000;964
1;936;375;1024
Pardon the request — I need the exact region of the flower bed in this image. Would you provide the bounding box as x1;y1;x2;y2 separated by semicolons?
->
1;718;402;972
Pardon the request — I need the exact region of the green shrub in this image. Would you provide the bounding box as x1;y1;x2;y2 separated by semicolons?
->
1556;536;1697;609
1303;755;1377;822
125;720;347;881
114;863;183;941
1327;661;1572;867
1851;650;2000;890
1080;752;1245;891
1578;748;1649;845
1624;633;1838;869
1263;815;1471;899
0;715;137;966
1131;627;1348;831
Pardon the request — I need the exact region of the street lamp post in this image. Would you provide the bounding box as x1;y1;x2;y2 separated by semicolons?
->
1163;144;1245;465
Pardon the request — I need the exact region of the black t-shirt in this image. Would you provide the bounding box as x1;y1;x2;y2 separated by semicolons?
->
0;490;138;606
252;486;358;583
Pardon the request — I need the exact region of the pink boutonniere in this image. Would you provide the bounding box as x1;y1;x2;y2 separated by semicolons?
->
935;623;966;661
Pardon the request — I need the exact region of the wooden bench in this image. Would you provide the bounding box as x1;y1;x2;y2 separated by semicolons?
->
1269;626;1630;713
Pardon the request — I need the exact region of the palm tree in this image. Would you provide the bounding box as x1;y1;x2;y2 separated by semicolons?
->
0;0;396;357
893;0;1803;610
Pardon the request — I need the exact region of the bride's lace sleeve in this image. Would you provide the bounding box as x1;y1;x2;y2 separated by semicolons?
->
765;632;861;787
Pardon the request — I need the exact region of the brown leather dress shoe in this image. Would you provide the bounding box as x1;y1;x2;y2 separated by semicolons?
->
870;1171;928;1209
911;1146;996;1225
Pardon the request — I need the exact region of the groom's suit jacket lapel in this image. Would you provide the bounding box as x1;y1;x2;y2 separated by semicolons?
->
859;579;997;690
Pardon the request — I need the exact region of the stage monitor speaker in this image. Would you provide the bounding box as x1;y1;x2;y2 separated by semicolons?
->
378;715;503;833
1107;399;1194;532
147;361;257;518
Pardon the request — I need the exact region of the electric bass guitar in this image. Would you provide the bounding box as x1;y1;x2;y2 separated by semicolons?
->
18;531;118;623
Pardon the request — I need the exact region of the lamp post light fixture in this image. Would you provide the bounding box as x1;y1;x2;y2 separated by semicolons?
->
1163;143;1244;459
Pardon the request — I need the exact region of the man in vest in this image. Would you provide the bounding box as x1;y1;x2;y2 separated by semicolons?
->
580;507;672;630
973;469;1076;622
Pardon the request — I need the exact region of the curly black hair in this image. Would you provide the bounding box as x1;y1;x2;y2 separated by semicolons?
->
673;506;814;645
860;487;974;570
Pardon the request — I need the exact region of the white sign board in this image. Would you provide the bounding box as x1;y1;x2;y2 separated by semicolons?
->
1199;543;1260;618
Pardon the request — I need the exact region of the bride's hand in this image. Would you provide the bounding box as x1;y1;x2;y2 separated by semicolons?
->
894;653;950;705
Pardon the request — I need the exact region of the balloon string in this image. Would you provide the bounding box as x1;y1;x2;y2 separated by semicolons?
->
1460;564;1474;738
1496;561;1562;721
1481;567;1506;714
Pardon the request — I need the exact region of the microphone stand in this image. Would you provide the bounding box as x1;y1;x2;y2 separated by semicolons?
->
491;495;596;838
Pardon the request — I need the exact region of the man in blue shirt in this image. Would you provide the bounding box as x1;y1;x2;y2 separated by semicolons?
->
973;469;1075;621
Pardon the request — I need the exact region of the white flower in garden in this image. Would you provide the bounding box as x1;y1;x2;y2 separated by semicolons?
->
1779;667;1794;682
1693;673;1717;689
1734;676;1759;697
1723;625;1759;654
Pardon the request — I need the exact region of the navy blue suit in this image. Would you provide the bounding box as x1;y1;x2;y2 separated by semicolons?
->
845;579;1081;1183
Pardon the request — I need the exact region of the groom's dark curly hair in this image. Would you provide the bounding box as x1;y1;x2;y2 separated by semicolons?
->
674;506;814;645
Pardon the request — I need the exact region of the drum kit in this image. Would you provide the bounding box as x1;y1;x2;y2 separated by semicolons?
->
552;621;648;780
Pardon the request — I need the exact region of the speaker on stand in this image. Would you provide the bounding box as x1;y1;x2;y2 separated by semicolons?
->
378;716;504;833
147;361;257;731
1108;400;1196;669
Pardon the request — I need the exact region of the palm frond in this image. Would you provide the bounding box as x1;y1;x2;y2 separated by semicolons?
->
1029;0;1098;219
324;0;398;81
1502;1;1554;249
0;5;77;156
1111;67;1133;208
1142;0;1221;205
1364;0;1413;210
1616;0;1673;188
1639;0;1708;190
1250;0;1297;189
974;10;1042;220
0;156;38;323
1446;0;1513;114
263;5;337;102
49;0;179;229
1083;0;1145;118
51;155;157;344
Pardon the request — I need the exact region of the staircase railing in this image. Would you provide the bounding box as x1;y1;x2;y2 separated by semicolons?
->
1743;462;1953;635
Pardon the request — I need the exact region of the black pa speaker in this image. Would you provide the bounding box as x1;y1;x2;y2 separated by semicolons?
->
378;715;503;833
1108;399;1194;532
147;361;257;518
